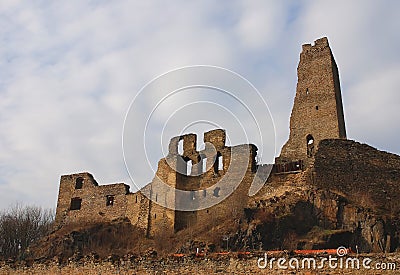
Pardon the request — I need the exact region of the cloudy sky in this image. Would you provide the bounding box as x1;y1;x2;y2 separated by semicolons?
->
0;1;399;210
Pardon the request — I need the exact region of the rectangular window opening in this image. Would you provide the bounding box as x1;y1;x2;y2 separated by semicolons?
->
70;197;82;210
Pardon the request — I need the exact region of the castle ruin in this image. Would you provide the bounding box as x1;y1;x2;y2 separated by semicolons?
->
54;37;400;252
55;37;347;236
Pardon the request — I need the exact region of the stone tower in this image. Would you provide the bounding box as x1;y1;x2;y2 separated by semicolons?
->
278;37;346;166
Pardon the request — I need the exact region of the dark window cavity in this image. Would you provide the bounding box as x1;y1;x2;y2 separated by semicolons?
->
213;153;223;173
106;195;114;206
306;134;315;157
70;197;82;210
75;177;84;189
213;187;220;197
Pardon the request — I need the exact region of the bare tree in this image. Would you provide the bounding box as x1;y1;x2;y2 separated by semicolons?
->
0;203;54;259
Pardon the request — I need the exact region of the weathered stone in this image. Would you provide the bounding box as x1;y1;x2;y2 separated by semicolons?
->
277;37;346;168
52;37;400;255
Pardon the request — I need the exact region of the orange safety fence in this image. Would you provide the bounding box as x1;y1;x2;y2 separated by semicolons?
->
171;248;353;258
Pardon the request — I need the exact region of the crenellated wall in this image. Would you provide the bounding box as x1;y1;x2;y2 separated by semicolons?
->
147;129;258;237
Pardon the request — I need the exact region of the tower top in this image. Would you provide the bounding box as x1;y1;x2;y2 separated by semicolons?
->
277;37;346;167
301;37;329;52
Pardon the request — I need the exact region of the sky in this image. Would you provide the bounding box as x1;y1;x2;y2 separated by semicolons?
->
0;1;399;210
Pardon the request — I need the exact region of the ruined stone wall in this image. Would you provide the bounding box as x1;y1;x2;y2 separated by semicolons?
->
147;129;258;237
313;139;400;213
125;192;150;232
196;144;257;230
278;37;346;166
145;157;179;237
55;172;131;228
53;133;271;241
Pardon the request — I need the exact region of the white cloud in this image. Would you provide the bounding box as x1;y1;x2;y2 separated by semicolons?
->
233;1;286;50
346;67;400;152
0;1;399;209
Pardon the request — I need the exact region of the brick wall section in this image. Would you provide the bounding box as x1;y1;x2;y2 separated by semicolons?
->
278;37;346;167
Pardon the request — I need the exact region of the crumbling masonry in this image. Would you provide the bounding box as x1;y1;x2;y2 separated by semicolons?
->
55;37;347;236
54;38;400;252
55;129;258;238
276;37;346;167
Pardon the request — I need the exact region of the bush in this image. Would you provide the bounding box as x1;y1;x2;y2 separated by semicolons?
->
0;203;54;260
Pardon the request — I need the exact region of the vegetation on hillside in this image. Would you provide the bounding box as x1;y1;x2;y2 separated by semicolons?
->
0;204;54;260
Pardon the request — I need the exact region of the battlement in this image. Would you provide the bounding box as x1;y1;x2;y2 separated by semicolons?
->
301;37;329;52
168;129;226;156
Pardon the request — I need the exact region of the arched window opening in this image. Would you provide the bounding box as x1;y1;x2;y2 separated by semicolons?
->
306;88;309;95
75;177;84;189
218;155;223;170
306;134;315;157
187;160;192;176
213;153;223;173
178;139;184;155
202;157;207;173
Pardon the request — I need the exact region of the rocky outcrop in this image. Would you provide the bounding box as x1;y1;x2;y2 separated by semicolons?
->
242;139;400;253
